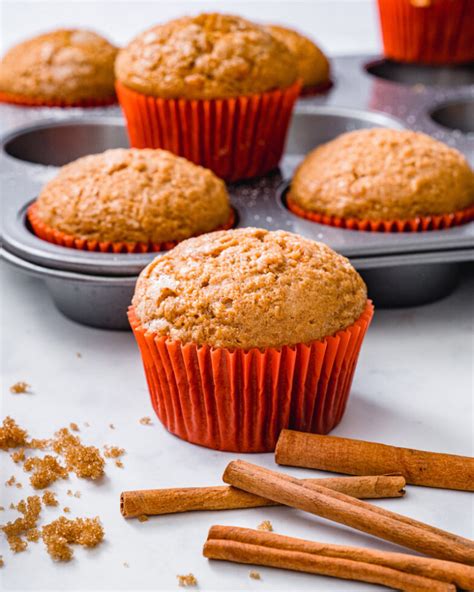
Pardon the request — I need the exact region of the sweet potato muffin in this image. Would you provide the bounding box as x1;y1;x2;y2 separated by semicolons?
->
0;29;118;104
132;227;367;349
290;128;474;221
266;25;330;90
115;13;297;99
31;148;231;244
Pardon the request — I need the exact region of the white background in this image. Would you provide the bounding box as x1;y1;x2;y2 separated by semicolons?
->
1;1;473;591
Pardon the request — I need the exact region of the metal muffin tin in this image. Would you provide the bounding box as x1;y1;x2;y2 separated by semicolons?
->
1;55;473;329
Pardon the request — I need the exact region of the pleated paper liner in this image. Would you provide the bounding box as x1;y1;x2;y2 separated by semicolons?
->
116;81;301;182
299;79;333;97
377;0;474;64
27;202;235;254
128;301;374;453
0;91;117;108
286;194;474;232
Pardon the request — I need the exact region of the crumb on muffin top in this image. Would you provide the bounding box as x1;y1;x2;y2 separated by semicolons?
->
266;25;330;88
34;148;231;244
290;128;474;221
0;29;118;101
115;13;298;99
132;227;367;349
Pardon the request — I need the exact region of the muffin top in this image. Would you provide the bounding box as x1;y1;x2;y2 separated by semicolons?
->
266;25;330;88
0;29;118;101
290;128;474;220
133;227;367;349
115;13;297;99
34;148;231;244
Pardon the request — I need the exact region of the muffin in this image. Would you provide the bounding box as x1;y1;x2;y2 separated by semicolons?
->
115;13;301;181
288;128;474;232
377;0;474;64
266;25;331;95
0;29;118;107
129;227;373;452
28;148;233;253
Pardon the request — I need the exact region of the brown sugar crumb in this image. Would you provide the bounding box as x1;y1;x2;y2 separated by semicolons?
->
42;491;58;507
2;495;41;553
66;489;81;498
103;445;125;459
76;352;82;358
52;427;80;455
137;515;148;523
0;506;4;511
109;423;115;430
123;561;129;568
257;520;273;532
0;556;3;567
9;503;16;510
69;423;80;432
65;445;105;480
177;573;198;587
139;417;152;425
26;528;40;542
115;460;124;469
24;455;68;489
11;448;26;463
0;417;28;450
5;475;16;486
42;516;104;561
28;438;50;450
9;381;30;394
16;482;23;489
63;507;71;514
249;570;261;580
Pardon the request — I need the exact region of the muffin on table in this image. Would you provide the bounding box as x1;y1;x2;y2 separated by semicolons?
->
288;128;474;232
130;227;373;452
115;13;300;181
28;148;233;253
266;24;331;95
0;29;118;107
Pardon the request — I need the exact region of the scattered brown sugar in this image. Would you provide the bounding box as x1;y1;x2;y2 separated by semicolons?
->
67;490;81;498
103;445;125;459
123;561;129;568
177;573;197;587
109;423;115;430
64;445;105;480
28;438;50;450
257;520;273;532
26;528;40;542
76;352;82;358
249;570;261;580
9;503;15;510
5;475;16;487
69;423;80;432
0;417;28;450
42;516;104;561
115;460;124;469
24;455;68;489
9;381;30;394
2;495;41;553
42;491;58;507
16;482;23;489
0;556;3;567
139;417;152;425
137;515;148;523
63;507;71;514
0;506;4;511
10;448;26;463
52;427;80;454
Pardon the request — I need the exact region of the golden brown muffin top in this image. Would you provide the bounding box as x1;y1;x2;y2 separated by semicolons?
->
266;25;330;88
290;128;474;220
0;29;118;102
34;148;231;244
115;13;297;99
133;227;367;349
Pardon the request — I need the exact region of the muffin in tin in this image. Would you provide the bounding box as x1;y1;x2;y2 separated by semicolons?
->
0;29;118;107
28;148;233;253
266;24;331;95
288;128;474;232
129;227;373;451
115;13;301;181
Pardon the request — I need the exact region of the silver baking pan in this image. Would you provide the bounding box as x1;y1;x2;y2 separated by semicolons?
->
1;55;473;329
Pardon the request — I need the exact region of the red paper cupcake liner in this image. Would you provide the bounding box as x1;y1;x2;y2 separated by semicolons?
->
27;202;235;254
377;0;474;64
286;194;474;232
0;90;117;108
116;81;301;182
299;79;334;97
128;301;374;452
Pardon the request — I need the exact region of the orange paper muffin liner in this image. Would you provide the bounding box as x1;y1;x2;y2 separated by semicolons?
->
27;202;235;254
116;81;301;182
128;301;374;452
377;0;474;65
0;91;117;108
286;194;474;232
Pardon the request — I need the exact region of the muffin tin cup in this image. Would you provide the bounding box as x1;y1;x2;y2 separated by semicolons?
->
299;79;334;97
286;194;474;233
377;0;474;65
27;202;236;254
128;301;374;453
115;80;301;182
0;91;117;108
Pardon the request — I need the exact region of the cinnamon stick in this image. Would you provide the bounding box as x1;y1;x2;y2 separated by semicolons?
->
222;460;474;565
120;475;406;518
204;527;456;592
206;526;474;590
275;430;474;491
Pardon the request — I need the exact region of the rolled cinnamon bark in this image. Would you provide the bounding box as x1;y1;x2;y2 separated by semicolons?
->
206;526;474;590
275;430;474;491
120;475;406;518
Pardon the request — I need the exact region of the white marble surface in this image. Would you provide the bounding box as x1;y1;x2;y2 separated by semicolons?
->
1;262;473;592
